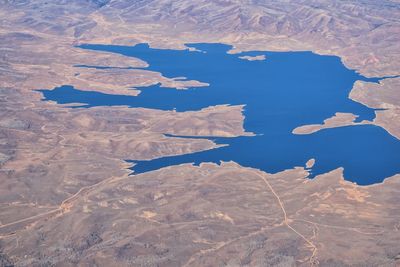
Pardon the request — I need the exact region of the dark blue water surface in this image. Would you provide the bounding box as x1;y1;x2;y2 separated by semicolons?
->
39;43;400;185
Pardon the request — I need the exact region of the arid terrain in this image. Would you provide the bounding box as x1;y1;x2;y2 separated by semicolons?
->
0;1;400;266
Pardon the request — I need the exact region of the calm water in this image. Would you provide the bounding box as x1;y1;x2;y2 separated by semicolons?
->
39;43;400;185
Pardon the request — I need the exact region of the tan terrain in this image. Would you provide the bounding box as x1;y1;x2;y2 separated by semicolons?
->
0;1;400;266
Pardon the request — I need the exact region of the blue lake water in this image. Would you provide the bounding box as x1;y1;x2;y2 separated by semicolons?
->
39;43;400;185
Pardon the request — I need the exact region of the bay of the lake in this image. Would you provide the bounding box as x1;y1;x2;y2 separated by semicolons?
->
39;43;400;185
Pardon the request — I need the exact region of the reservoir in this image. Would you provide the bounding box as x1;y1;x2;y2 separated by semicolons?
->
40;43;400;185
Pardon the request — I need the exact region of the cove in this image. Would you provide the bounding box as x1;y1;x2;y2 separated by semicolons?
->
39;43;400;185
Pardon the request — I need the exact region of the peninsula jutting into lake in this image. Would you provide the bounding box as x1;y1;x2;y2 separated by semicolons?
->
40;43;400;185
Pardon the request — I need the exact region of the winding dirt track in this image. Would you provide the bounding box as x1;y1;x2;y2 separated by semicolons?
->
0;165;387;266
252;170;319;266
0;173;124;237
181;168;319;266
